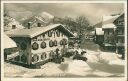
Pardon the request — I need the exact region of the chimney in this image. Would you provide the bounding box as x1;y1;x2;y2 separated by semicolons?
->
28;22;31;29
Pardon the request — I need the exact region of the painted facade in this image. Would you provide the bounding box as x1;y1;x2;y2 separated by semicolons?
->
6;24;75;66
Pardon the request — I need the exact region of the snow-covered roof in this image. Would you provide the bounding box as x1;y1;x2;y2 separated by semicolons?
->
102;15;120;25
102;23;116;29
4;34;17;49
5;24;75;38
95;28;104;35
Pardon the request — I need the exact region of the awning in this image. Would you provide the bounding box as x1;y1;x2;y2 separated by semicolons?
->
4;34;17;49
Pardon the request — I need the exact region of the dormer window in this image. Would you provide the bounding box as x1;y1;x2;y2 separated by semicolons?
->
12;25;16;29
37;23;41;27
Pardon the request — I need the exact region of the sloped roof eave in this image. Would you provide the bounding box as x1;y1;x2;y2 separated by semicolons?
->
6;24;75;38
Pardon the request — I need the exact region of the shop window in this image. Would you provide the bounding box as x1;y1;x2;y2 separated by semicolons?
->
49;40;54;47
54;40;57;46
32;54;39;62
41;52;47;60
32;42;39;50
41;41;46;49
48;31;52;37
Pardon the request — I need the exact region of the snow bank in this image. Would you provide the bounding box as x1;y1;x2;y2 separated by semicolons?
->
67;60;92;76
109;60;125;66
100;52;119;61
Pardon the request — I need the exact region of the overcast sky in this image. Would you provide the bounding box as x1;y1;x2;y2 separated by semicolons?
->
4;3;124;25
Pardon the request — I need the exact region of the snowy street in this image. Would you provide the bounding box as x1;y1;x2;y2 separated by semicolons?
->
4;50;125;78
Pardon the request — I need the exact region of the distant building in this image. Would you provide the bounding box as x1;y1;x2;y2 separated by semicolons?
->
94;28;104;45
22;12;54;28
6;24;75;67
4;17;24;31
114;13;125;59
102;15;120;51
93;13;125;53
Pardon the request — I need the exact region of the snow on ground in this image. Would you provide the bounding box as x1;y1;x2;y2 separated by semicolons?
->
4;50;125;78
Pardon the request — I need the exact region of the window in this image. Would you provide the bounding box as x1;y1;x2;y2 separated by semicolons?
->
60;39;68;45
32;54;39;62
37;23;41;27
56;30;60;37
63;39;68;45
49;40;54;47
41;52;47;60
60;40;63;45
42;34;45;38
118;29;124;35
32;42;39;50
21;54;27;63
41;41;46;49
49;51;54;58
48;31;52;37
54;40;57;46
12;25;16;29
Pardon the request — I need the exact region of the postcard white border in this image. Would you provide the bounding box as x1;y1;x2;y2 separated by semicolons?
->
1;1;127;81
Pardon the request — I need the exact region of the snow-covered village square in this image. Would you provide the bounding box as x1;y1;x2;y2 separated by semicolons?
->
3;3;126;78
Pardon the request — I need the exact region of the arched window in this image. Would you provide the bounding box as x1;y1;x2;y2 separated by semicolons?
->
41;52;47;60
40;41;46;49
60;40;63;45
49;40;53;47
54;40;57;46
32;54;39;62
56;30;60;37
32;42;39;50
63;39;68;45
49;51;54;58
48;31;52;37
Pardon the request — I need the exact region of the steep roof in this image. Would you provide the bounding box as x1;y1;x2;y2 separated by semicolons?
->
102;15;120;25
5;24;75;38
95;28;104;35
4;34;17;49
